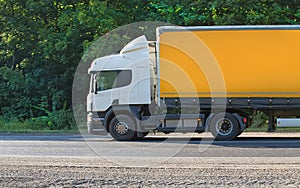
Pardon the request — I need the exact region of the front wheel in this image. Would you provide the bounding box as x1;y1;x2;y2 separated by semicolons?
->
209;112;240;141
109;114;137;141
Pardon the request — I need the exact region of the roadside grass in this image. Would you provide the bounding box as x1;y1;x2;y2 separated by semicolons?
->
0;117;82;134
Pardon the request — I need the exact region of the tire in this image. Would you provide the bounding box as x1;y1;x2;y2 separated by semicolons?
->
109;114;137;141
142;132;149;137
137;132;149;140
209;112;240;141
237;130;243;137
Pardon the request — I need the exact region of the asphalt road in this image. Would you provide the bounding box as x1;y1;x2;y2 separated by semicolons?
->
0;133;299;187
0;132;300;158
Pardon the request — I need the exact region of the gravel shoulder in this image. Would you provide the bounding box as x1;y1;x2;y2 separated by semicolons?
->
1;133;299;187
1;156;299;187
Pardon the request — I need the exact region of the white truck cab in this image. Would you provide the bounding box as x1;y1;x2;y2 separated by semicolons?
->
87;36;157;137
87;36;151;112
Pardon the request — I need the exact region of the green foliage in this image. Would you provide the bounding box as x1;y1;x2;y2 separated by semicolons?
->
252;111;268;128
0;66;30;119
1;0;300;130
30;108;76;130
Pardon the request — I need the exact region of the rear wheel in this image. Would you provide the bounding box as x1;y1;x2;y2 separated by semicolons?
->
209;112;240;141
109;114;137;141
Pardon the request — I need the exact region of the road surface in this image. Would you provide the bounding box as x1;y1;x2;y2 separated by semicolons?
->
0;132;299;187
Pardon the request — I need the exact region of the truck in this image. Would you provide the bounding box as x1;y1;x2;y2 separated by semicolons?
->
87;25;300;141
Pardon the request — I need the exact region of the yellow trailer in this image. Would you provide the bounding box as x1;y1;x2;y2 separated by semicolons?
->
159;26;300;98
156;25;300;138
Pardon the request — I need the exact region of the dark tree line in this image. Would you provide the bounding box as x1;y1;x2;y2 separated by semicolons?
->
1;0;300;129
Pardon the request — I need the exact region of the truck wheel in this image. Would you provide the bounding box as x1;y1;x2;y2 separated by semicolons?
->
142;132;149;137
209;112;240;141
109;114;137;141
137;132;149;139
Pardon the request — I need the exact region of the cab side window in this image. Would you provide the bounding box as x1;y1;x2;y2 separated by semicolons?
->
95;70;132;91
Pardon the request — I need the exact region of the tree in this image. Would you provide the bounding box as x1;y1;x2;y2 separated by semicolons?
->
0;0;299;129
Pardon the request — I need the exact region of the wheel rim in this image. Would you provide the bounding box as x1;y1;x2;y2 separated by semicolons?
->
215;118;233;136
115;121;129;135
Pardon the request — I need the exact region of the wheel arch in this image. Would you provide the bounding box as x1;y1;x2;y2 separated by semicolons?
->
104;105;141;132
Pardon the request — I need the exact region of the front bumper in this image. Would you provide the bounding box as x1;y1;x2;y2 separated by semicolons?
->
87;112;107;135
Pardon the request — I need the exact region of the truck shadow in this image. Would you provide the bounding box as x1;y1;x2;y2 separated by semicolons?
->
141;136;300;148
0;134;299;148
